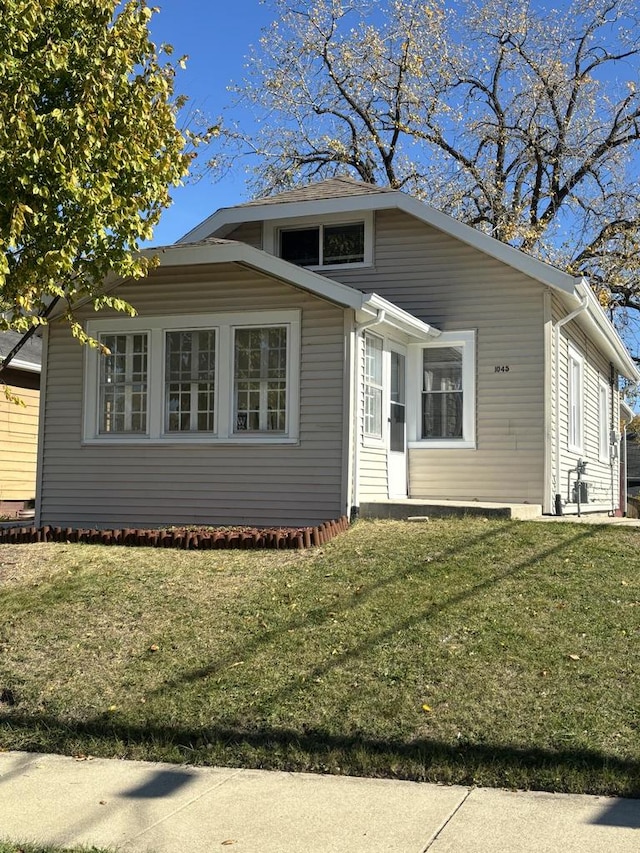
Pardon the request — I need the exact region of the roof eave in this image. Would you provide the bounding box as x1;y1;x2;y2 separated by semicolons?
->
360;293;441;342
182;191;579;296
573;280;640;383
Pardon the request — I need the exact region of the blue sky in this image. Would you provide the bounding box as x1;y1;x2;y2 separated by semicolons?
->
148;1;275;245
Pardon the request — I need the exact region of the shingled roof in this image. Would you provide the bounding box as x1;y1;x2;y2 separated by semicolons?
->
239;176;395;207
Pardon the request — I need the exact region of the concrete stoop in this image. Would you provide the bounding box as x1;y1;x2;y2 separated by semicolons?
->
359;500;543;521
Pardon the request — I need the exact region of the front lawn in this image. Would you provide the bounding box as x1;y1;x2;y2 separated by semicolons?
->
0;518;638;796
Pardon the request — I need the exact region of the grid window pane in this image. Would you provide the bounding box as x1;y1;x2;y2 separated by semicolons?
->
165;330;216;433
422;346;463;439
99;333;148;434
234;327;288;433
364;334;383;437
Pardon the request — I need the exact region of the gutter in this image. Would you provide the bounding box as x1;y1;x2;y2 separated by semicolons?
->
553;287;589;514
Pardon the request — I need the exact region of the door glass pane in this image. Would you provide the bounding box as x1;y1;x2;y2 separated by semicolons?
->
390;351;406;452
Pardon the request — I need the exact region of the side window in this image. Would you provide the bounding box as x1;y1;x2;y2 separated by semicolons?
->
410;331;475;449
567;344;583;453
422;346;463;439
363;333;383;438
598;378;610;462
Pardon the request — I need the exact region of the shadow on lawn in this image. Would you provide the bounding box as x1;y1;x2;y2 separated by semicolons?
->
2;711;639;798
3;521;636;797
150;522;600;716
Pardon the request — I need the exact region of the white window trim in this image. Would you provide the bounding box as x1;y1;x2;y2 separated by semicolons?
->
264;211;374;269
407;330;476;450
598;376;611;464
567;342;584;454
83;310;300;444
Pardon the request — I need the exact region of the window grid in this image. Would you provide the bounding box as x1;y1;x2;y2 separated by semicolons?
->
422;346;463;439
165;330;216;433
99;333;148;434
363;334;383;438
234;327;288;433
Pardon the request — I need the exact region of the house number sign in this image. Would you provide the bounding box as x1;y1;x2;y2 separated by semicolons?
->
494;365;510;372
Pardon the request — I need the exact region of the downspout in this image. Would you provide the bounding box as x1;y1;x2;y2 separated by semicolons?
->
554;289;589;514
351;309;386;519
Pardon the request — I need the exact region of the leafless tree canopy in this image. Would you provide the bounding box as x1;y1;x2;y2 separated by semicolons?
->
209;0;640;323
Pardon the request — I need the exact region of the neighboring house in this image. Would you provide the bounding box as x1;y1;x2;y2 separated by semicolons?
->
0;331;41;517
35;178;640;529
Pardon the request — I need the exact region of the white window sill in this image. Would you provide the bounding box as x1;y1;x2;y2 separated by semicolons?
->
409;439;476;450
303;262;373;272
567;444;584;455
82;436;300;447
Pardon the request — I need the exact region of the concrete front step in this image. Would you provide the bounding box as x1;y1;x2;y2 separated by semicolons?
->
359;500;543;521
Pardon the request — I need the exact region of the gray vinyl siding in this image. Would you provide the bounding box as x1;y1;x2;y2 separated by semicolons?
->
225;222;263;249
552;295;620;512
328;210;547;504
40;263;346;528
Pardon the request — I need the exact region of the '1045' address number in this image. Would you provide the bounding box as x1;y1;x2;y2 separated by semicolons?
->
494;365;510;372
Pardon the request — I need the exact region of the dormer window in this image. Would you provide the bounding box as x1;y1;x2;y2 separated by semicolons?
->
279;221;366;267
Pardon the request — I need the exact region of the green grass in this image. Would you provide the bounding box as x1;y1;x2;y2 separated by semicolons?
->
1;518;639;796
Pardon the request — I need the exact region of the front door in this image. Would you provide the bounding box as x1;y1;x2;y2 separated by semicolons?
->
388;346;407;498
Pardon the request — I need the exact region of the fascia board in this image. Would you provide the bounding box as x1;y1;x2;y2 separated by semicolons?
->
6;359;41;373
154;242;366;310
575;281;640;383
360;293;441;341
556;284;640;382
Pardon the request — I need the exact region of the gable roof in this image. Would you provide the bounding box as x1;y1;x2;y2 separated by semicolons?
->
178;178;640;382
180;177;579;295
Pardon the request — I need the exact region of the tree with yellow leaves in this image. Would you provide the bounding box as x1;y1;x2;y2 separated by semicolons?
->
0;0;192;346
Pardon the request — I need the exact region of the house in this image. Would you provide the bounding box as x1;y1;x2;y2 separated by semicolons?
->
34;177;640;529
0;331;41;518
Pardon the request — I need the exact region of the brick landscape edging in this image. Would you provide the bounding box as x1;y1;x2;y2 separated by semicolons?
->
0;515;350;550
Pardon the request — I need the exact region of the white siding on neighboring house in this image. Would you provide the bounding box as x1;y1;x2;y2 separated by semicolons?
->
326;209;547;505
39;264;346;528
551;295;620;512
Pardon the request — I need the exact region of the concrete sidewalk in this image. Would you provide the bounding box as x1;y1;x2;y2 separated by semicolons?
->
1;752;639;852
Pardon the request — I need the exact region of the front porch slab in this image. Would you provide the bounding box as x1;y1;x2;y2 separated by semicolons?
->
359;500;543;521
